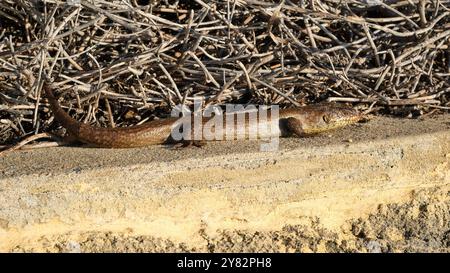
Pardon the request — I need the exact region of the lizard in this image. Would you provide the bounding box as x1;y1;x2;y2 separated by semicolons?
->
44;83;364;148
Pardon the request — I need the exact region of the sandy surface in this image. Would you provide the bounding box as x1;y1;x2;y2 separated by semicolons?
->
0;115;449;252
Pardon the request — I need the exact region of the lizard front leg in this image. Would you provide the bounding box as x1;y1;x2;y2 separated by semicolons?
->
284;117;306;137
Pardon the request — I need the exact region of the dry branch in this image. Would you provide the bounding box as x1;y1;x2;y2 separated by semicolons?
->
0;0;449;145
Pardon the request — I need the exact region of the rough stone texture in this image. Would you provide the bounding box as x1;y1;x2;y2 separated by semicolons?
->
0;115;449;252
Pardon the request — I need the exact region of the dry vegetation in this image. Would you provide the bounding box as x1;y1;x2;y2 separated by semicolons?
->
0;0;449;146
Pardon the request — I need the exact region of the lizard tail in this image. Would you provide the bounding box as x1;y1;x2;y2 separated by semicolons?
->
44;83;82;137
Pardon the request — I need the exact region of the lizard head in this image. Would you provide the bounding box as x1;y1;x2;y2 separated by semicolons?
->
301;105;363;135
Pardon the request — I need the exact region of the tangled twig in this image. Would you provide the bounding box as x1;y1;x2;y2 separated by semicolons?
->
0;0;449;146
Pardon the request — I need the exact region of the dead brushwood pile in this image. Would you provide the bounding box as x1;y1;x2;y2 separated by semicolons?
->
0;0;449;145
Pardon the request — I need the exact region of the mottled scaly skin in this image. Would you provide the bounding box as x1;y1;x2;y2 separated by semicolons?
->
44;84;363;148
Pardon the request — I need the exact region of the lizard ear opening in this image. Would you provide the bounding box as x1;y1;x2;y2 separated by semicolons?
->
322;114;331;123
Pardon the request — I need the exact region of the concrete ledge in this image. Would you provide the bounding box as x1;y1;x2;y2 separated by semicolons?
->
0;116;449;252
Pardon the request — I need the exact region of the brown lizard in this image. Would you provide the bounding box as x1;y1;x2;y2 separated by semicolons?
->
44;83;364;148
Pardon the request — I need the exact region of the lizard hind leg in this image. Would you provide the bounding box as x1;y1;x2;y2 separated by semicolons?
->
164;134;207;149
171;140;207;149
284;117;305;137
186;140;207;147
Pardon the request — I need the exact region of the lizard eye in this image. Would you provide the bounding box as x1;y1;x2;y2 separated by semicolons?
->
322;114;331;123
